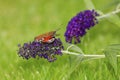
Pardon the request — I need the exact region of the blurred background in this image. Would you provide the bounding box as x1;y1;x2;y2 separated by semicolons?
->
0;0;120;80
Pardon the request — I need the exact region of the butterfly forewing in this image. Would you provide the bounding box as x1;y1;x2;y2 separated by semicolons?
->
34;31;57;43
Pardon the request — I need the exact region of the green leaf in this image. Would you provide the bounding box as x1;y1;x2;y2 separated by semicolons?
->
84;0;95;9
64;54;84;80
107;44;120;51
68;44;84;54
98;10;120;28
104;44;120;79
104;49;117;74
62;44;84;79
106;14;120;28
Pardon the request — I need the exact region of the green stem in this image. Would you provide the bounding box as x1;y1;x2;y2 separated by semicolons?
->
62;50;120;59
97;8;120;19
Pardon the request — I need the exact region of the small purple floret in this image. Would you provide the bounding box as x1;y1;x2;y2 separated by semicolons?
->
64;10;99;44
17;38;64;62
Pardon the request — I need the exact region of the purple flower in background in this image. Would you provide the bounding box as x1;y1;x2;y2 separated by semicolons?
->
17;38;64;62
64;10;99;44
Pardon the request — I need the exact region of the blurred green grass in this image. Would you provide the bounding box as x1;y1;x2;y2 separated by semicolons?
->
0;0;120;80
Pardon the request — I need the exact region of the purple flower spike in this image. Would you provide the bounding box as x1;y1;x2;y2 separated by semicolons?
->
17;38;64;62
64;10;99;44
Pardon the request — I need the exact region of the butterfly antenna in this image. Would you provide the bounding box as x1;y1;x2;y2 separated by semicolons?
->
55;23;64;32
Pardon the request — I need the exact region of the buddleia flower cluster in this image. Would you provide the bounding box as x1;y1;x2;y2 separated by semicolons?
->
18;38;64;62
64;10;99;44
